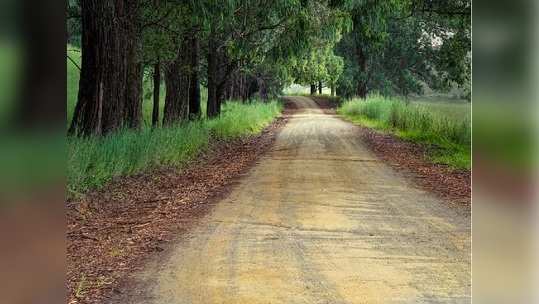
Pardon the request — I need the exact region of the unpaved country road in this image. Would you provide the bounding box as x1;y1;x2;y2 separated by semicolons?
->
120;96;470;303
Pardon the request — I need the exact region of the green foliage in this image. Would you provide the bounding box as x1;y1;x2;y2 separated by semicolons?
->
335;0;471;98
338;94;470;169
292;46;344;88
68;100;282;197
66;45;281;197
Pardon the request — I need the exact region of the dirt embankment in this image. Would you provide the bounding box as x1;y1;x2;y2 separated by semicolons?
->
66;116;287;304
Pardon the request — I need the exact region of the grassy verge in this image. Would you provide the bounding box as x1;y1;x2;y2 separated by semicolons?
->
67;45;282;198
68;100;282;198
338;94;470;169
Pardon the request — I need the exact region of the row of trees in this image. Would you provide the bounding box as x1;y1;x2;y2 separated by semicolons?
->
335;0;471;98
277;0;470;100
67;0;348;137
67;0;471;137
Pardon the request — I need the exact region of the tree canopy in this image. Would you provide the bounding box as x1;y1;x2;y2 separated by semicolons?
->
67;0;470;136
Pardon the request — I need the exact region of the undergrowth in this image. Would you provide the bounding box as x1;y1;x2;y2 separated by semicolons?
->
338;94;470;169
68;100;282;198
67;45;282;198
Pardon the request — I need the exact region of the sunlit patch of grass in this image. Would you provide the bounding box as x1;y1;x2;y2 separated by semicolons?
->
338;94;470;169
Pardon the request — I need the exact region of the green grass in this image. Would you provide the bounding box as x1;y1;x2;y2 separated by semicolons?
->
67;46;282;198
68;100;282;198
338;94;471;169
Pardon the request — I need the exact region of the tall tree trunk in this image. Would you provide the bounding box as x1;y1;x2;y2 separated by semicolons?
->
240;75;248;102
124;61;143;129
188;35;201;119
163;46;189;125
69;0;129;136
318;80;322;94
206;25;219;118
356;46;368;99
330;85;335;97
310;83;316;95
123;0;143;129
152;61;161;127
257;76;268;101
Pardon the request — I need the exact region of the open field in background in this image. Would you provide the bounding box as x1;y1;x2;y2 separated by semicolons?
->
338;94;471;169
408;95;471;120
283;83;332;95
67;47;282;197
66;47;80;123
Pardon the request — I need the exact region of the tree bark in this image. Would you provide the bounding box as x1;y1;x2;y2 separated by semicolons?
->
124;57;143;129
123;0;143;129
163;45;189;125
188;35;201;119
206;24;219;118
330;85;335;97
257;76;268;101
310;83;316;95
318;80;322;94
69;0;129;136
356;46;368;99
152;61;161;127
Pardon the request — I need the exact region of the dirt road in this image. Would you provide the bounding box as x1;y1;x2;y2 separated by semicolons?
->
120;96;470;303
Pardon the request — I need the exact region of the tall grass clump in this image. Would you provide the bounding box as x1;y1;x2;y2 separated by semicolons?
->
68;100;282;197
338;94;470;169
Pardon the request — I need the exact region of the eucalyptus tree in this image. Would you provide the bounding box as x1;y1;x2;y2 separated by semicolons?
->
140;1;180;126
198;0;348;116
69;0;144;136
292;43;345;95
335;0;471;98
325;51;344;96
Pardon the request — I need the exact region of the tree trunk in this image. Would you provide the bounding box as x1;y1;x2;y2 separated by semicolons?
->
123;0;143;129
163;46;189;125
240;75;248;102
356;46;368;99
310;83;316;95
257;76;268;101
188;35;201;119
124;60;143;129
318;80;322;94
69;0;129;136
330;85;335;97
152;61;161;127
206;25;219;118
